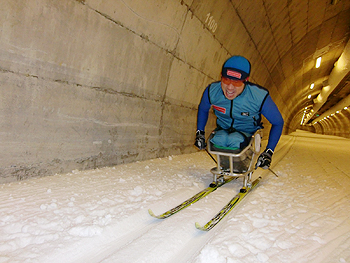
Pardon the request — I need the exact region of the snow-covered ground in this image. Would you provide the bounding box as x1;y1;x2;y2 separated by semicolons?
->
1;130;350;263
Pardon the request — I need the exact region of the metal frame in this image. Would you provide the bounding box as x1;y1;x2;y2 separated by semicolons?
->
208;130;262;189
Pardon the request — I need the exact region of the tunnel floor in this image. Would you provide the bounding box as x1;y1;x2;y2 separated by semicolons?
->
0;130;349;262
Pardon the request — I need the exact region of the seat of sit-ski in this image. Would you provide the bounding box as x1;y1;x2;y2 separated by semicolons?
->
209;142;242;154
209;130;261;174
208;132;252;154
209;140;254;173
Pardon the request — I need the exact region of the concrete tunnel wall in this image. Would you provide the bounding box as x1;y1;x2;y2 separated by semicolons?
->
1;0;296;183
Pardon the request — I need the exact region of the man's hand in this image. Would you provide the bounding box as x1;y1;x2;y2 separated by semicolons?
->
256;148;273;169
194;130;206;150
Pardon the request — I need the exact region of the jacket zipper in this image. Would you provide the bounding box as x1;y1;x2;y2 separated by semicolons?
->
229;100;234;132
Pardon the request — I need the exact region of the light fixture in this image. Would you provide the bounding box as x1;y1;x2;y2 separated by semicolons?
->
300;111;306;125
310;83;314;89
345;107;348;110
308;95;312;99
316;57;322;68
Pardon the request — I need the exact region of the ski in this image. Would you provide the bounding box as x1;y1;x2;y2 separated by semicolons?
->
148;176;236;219
195;176;262;231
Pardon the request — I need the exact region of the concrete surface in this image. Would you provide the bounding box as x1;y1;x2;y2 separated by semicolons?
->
0;0;349;182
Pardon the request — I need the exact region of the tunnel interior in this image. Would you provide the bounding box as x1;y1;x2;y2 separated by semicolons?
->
0;0;350;183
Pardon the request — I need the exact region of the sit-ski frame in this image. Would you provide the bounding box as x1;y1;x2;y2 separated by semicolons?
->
208;130;262;192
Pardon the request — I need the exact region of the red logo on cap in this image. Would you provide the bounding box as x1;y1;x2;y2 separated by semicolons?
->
227;70;241;79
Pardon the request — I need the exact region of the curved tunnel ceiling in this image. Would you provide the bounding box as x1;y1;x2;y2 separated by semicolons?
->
228;0;350;132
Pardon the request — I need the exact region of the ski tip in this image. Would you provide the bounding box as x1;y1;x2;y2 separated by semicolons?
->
148;209;165;219
195;222;208;231
195;222;202;229
148;208;156;217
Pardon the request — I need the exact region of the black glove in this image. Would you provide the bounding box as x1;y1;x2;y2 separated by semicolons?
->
194;130;206;150
256;148;273;169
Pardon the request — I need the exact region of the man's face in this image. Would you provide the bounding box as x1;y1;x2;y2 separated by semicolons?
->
221;77;245;100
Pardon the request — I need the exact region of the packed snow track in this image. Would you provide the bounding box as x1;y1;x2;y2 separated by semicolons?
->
1;130;350;262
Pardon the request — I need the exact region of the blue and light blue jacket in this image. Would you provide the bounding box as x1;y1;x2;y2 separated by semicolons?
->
197;81;284;151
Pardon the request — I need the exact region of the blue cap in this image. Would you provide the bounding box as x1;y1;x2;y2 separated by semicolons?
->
222;56;251;80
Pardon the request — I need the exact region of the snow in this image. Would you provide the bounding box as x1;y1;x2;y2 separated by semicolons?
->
1;130;350;262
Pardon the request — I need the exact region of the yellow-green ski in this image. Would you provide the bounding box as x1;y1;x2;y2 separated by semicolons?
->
148;176;236;219
195;176;262;231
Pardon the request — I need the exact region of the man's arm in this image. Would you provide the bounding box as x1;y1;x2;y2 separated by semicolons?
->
197;86;211;131
261;95;284;151
194;86;211;150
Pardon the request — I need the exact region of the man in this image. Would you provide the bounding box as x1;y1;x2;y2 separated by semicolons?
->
194;55;284;169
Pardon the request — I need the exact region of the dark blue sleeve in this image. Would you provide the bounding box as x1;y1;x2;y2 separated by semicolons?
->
197;86;212;131
261;95;284;151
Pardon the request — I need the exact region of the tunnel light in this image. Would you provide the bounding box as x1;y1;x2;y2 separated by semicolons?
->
307;95;312;99
345;107;348;110
300;112;306;125
315;57;322;68
336;111;340;114
310;83;314;89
